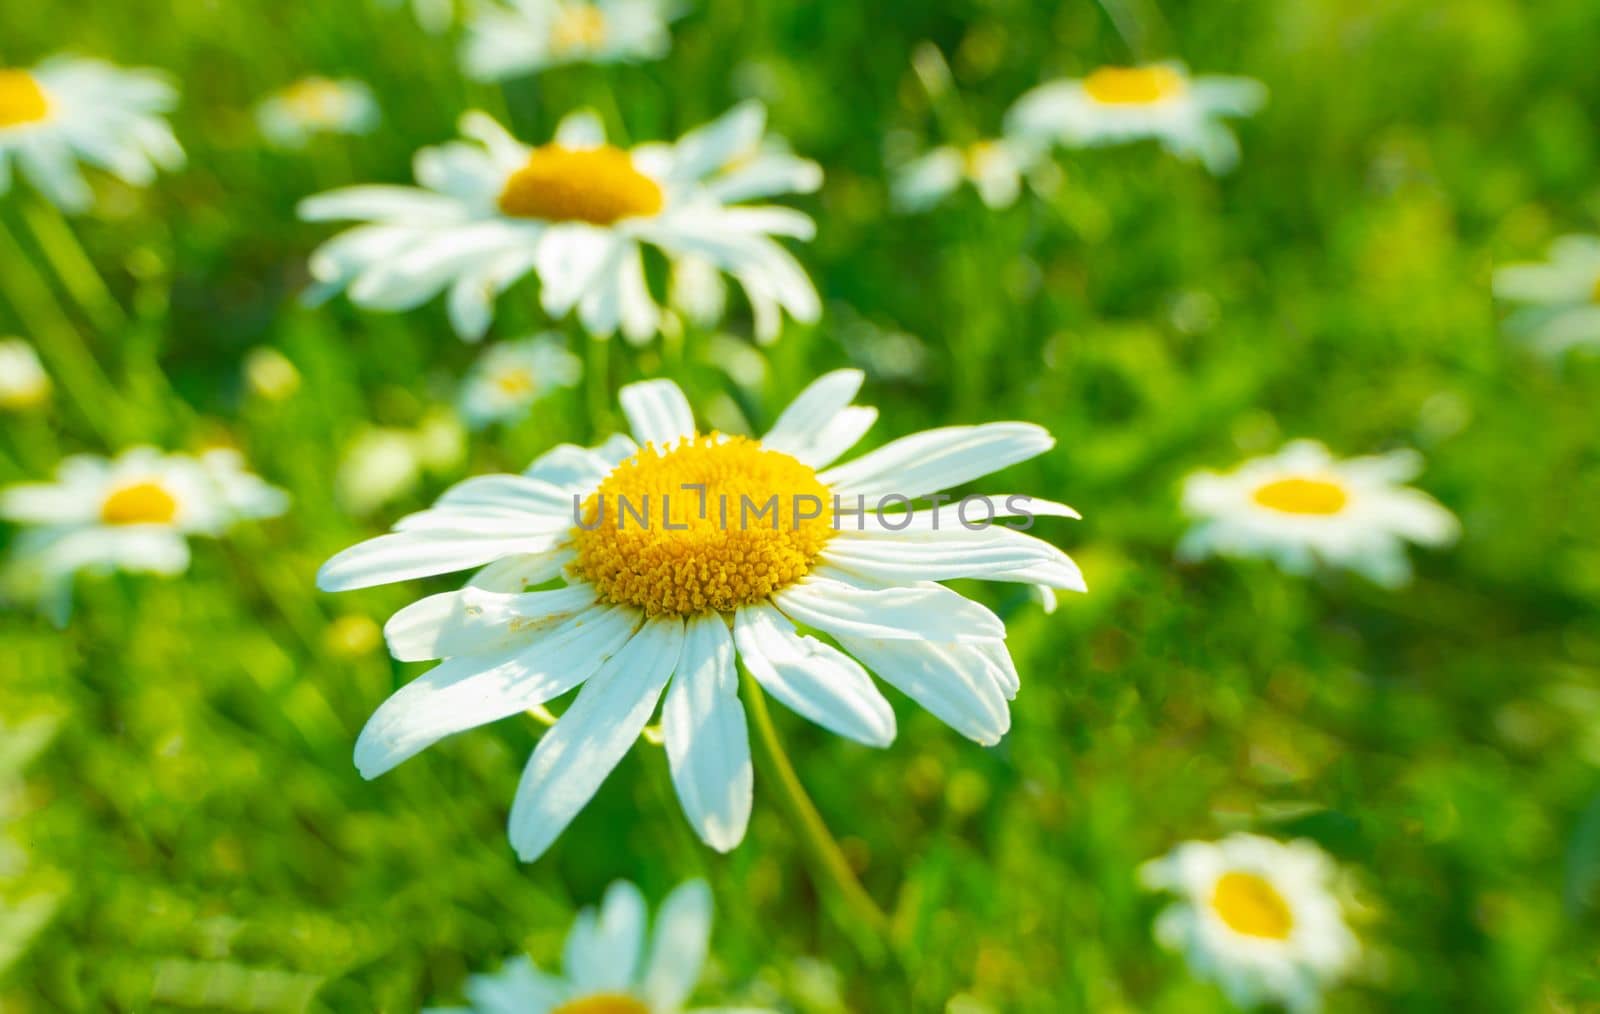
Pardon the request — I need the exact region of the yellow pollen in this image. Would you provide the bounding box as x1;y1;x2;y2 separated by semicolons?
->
550;995;649;1014
1211;871;1295;940
493;367;537;397
498;144;664;225
283;77;345;123
100;481;179;526
1083;65;1187;105
570;434;833;617
1252;476;1349;515
550;4;609;54
0;70;50;129
964;140;1002;179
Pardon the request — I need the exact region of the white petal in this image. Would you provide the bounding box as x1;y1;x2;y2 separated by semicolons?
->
760;368;865;460
507;617;686;861
732;604;895;747
662;614;751;852
836;636;1011;745
563;880;647;993
640;879;712;1011
354;604;639;778
619;378;696;446
774;576;1005;642
435;473;574;516
383;583;598;662
523;439;637;491
819;422;1054;500
297;185;468;225
317;530;560;591
554;110;607;149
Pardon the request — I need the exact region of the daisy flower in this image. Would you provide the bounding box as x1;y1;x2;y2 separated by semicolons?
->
299;103;821;344
463;0;680;81
1492;234;1600;358
459;335;582;429
257;76;379;149
317;371;1083;861
1140;834;1360;1012
0;447;287;622
0;338;51;411
1178;440;1457;587
425;880;766;1014
0;56;183;212
1006;62;1265;174
891;137;1040;213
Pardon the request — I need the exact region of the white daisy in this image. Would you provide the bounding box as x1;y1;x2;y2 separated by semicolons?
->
299;103;821;345
425;879;765;1014
1178;440;1457;587
0;338;51;411
1006;62;1265;174
0;57;183;212
891;137;1040;213
459;335;582;429
376;0;458;33
317;371;1084;861
0;447;287;622
1492;234;1600;358
257;76;379;149
1140;834;1360;1013
463;0;680;81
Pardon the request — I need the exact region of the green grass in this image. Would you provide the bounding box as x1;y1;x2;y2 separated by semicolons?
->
6;0;1600;1009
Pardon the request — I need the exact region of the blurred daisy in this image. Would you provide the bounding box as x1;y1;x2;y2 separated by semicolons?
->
463;0;680;81
336;411;466;517
459;335;582;429
1006;62;1264;174
1140;834;1359;1012
0;338;51;411
318;371;1083;860
891;137;1040;212
0;447;286;623
299;103;821;344
376;0;458;33
426;880;763;1014
0;57;183;212
1178;440;1457;587
1492;234;1600;358
257;76;378;149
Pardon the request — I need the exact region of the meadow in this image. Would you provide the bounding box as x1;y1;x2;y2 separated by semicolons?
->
4;0;1600;1010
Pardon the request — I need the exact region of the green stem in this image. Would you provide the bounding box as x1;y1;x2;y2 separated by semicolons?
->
741;668;893;946
19;198;128;334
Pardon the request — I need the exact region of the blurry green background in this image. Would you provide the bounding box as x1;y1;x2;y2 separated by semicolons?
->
6;0;1600;1009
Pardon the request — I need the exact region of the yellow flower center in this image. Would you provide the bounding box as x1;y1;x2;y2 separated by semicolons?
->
1082;65;1187;105
550;995;649;1014
493;367;537;397
550;4;609;54
100;481;180;526
1251;476;1349;515
964;140;1002;180
0;70;50;128
499;144;664;226
283;77;345;123
570;434;834;617
1211;871;1295;940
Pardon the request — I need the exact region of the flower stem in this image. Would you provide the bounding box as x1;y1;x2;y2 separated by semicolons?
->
19;198;127;334
740;668;894;950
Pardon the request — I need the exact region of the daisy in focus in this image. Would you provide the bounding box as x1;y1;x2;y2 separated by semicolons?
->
463;0;680;82
1492;234;1600;358
459;335;582;429
318;370;1084;861
1006;62;1265;174
1141;834;1360;1012
425;879;767;1014
890;136;1041;213
298;104;821;344
257;76;378;149
1179;440;1457;587
0;447;287;623
0;338;51;411
0;56;183;212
